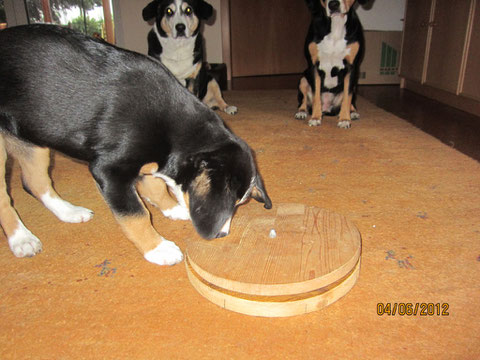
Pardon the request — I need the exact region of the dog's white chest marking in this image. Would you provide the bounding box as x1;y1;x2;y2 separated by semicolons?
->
317;15;350;89
155;24;198;85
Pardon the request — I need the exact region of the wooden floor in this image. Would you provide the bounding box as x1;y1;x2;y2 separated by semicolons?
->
357;85;480;162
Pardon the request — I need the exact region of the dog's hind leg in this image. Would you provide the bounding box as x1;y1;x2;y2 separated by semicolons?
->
0;135;42;257
6;139;94;223
203;79;238;115
90;163;183;266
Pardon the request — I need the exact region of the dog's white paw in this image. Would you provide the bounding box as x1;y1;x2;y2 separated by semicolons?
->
9;223;43;258
225;106;238;115
308;118;322;126
144;239;184;266
350;111;360;120
162;204;190;221
41;192;93;223
337;120;351;129
295;111;308;120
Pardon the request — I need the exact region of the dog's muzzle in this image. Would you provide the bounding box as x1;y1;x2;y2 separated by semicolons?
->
328;0;341;13
215;217;232;238
175;23;186;37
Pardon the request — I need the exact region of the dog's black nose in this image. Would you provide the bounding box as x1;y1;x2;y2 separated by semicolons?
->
328;0;340;12
175;23;186;34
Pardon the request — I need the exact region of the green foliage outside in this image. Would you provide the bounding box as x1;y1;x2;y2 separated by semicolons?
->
69;15;103;37
26;0;103;23
23;0;108;38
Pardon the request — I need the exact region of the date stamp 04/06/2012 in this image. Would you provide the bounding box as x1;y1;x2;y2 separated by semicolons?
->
377;303;450;316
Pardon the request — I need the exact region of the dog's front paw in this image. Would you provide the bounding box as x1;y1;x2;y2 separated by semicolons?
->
295;111;308;120
350;111;360;121
57;204;93;223
144;239;183;266
42;193;93;223
9;224;43;258
225;105;238;115
308;118;322;126
337;120;351;129
162;204;190;221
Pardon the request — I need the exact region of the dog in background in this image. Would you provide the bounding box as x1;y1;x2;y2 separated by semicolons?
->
0;25;271;266
142;0;237;115
295;0;367;128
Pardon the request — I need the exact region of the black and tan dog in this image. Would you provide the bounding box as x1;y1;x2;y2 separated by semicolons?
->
0;25;270;265
142;0;237;115
295;0;367;128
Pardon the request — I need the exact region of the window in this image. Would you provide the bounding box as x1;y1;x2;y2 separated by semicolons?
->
0;0;7;29
23;0;114;42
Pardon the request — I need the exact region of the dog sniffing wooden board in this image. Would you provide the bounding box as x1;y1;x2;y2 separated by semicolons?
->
185;203;361;317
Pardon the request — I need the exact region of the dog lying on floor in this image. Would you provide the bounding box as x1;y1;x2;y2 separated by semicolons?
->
0;24;271;265
295;0;367;128
142;0;237;115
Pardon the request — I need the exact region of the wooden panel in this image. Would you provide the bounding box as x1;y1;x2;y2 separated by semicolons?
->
404;79;480;117
425;0;471;94
399;0;431;82
231;73;301;90
461;1;480;101
229;0;310;77
220;0;232;85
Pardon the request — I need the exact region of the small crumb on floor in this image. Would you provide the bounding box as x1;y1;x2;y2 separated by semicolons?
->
269;229;277;238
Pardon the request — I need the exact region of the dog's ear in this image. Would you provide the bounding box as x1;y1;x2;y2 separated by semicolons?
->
198;0;214;20
142;0;161;21
357;0;369;5
305;0;322;15
251;175;272;209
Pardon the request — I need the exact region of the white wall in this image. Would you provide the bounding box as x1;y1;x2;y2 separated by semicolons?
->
113;0;153;56
200;0;222;63
356;0;406;31
3;0;29;26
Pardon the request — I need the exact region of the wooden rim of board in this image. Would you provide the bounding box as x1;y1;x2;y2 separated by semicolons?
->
185;256;361;317
185;203;362;317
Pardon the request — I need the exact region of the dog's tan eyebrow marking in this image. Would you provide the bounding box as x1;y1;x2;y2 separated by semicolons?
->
193;169;211;198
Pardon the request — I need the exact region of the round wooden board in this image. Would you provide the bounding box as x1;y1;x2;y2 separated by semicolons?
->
185;203;361;317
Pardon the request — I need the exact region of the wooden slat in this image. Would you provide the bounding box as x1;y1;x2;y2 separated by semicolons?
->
229;0;310;77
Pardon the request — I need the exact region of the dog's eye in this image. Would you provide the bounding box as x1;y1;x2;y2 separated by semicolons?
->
166;8;174;17
185;7;193;16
